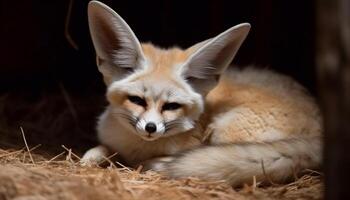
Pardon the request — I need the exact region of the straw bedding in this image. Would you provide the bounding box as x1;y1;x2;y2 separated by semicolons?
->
0;147;323;200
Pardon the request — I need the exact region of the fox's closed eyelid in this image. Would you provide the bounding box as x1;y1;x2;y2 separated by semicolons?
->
162;102;182;111
127;95;147;107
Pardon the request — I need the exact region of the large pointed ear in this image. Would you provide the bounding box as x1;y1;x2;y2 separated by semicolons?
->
88;1;146;85
182;23;250;95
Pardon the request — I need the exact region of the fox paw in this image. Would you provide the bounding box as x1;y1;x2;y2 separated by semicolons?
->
140;156;175;172
80;145;109;167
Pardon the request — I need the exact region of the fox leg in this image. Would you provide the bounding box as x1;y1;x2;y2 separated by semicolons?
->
81;145;109;166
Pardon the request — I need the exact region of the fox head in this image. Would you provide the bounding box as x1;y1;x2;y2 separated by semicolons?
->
88;1;250;141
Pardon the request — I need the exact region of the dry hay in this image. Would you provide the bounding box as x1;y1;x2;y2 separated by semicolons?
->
0;144;323;200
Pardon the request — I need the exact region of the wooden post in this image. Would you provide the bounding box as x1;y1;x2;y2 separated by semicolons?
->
316;0;350;199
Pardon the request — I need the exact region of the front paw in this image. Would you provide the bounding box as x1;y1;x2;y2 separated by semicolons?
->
140;156;175;172
80;145;109;167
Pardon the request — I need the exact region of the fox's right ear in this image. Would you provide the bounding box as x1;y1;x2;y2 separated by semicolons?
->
182;23;250;95
88;1;145;85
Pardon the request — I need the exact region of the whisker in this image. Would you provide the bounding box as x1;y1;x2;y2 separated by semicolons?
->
165;121;183;127
112;111;134;119
112;111;138;127
164;119;183;132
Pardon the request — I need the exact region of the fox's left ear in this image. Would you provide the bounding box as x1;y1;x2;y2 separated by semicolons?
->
182;23;250;95
88;1;146;85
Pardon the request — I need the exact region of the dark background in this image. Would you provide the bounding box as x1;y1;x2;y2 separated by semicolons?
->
0;0;317;153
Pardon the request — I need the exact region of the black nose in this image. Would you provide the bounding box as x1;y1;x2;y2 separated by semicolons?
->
145;122;157;133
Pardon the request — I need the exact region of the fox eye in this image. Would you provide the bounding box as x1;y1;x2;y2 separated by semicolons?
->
127;95;147;107
162;102;182;111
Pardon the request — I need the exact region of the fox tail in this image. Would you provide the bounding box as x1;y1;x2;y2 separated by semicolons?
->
153;136;322;186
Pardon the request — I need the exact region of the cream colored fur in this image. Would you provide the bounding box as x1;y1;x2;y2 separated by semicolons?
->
82;1;323;186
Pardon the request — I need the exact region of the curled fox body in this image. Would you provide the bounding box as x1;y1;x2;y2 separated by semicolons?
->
82;1;322;186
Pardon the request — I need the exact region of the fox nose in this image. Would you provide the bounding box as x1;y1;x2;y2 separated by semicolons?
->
145;122;157;134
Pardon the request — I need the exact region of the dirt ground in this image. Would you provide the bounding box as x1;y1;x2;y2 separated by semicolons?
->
0;146;323;200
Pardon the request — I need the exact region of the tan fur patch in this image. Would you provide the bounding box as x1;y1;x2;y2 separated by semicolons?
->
123;98;145;116
139;44;190;83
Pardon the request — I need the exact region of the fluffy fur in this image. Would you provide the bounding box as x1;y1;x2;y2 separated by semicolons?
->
82;1;323;186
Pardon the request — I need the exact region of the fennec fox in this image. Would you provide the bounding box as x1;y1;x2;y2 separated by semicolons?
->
82;1;322;186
